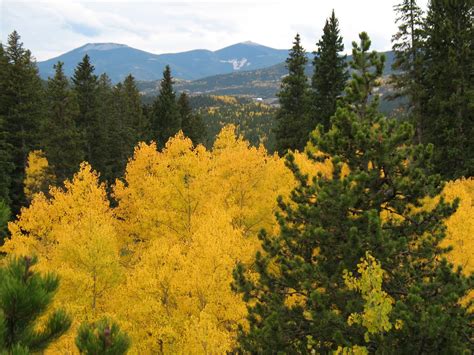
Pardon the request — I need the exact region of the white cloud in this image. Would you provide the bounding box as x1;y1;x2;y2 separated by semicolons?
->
1;0;429;61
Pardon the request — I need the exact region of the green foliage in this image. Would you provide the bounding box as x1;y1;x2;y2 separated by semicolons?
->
72;55;100;168
178;92;206;146
152;65;181;148
106;74;148;181
233;32;473;353
311;10;348;131
1;31;44;213
190;95;277;150
42;61;83;183
0;200;11;245
75;318;130;355
0;256;71;353
275;33;311;154
419;0;473;179
390;0;425;140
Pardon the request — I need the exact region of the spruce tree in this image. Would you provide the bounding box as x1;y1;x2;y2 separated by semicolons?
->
178;92;206;145
122;74;148;142
2;31;44;213
152;65;181;147
0;45;13;205
311;10;348;132
94;73;114;180
419;0;473;179
0;256;71;353
233;32;473;353
391;0;425;142
106;75;146;180
42;61;83;183
0;200;10;245
75;318;130;355
274;33;310;154
72;54;99;167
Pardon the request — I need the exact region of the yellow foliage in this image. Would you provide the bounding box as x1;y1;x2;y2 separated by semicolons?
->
112;126;295;353
7;126;471;354
24;150;55;201
3;163;122;353
440;178;474;274
210;95;238;105
343;252;395;342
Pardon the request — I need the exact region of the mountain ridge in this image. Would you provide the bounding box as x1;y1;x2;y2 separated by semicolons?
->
37;41;289;82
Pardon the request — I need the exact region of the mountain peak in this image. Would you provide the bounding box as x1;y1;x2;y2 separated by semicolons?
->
80;43;129;52
240;40;261;46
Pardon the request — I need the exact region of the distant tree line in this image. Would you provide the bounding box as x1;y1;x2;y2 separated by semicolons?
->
0;33;205;217
275;1;473;181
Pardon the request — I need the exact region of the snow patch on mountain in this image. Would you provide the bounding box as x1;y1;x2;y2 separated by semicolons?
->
220;58;249;70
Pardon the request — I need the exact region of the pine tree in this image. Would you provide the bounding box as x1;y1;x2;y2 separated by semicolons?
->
233;32;473;353
75;318;130;355
0;45;13;205
122;74;148;142
42;61;83;183
2;31;44;213
0;256;71;353
94;73;114;180
310;10;348;131
152;65;181;147
0;200;10;245
274;34;310;154
178;92;206;145
72;54;99;167
391;0;425;142
107;74;148;180
419;0;473;179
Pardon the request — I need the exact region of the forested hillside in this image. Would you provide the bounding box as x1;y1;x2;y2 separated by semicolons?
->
0;0;472;354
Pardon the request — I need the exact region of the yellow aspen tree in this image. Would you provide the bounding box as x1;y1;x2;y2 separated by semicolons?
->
113;127;296;353
24;149;56;202
211;125;292;236
2;163;122;353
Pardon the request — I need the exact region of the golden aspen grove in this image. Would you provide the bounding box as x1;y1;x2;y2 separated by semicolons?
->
1;125;472;354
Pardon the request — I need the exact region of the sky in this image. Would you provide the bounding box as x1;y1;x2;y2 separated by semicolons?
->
1;0;429;61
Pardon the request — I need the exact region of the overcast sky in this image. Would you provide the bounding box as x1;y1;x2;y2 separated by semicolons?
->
1;0;429;61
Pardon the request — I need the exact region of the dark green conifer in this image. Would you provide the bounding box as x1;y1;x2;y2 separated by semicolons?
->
107;74;146;180
152;65;181;147
72;54;99;166
0;256;71;353
311;10;348;131
0;45;13;206
2;31;44;213
178;92;206;145
274;34;310;154
233;32;473;353
42;61;83;183
391;0;425;142
75;318;130;355
419;0;473;179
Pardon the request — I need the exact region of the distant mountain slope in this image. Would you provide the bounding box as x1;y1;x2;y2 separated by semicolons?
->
138;51;396;99
37;42;289;82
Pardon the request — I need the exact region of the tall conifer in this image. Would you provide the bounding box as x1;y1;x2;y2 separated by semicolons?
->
152;65;181;147
311;10;348;131
2;31;44;212
233;32;472;353
274;34;310;154
420;0;473;179
42;61;83;183
72;54;98;165
391;0;425;142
